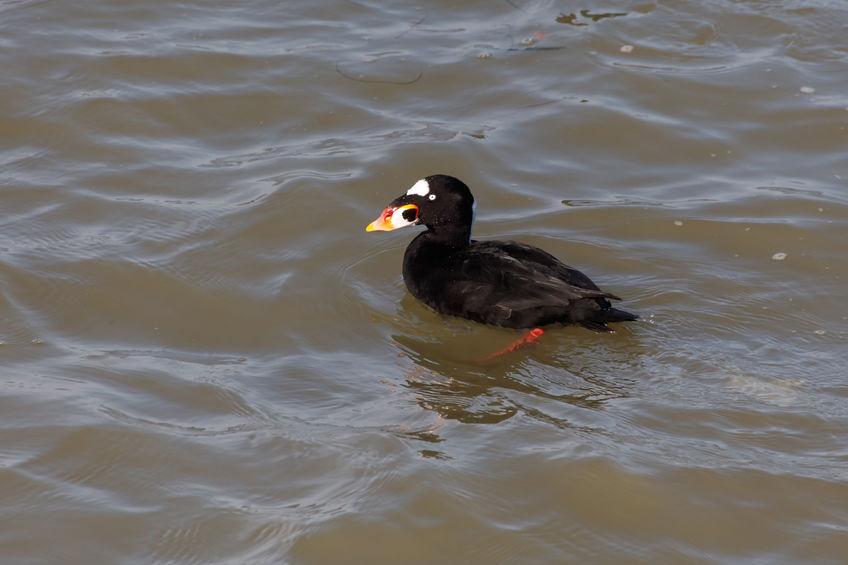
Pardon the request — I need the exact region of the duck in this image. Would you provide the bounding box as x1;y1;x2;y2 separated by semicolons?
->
366;174;637;333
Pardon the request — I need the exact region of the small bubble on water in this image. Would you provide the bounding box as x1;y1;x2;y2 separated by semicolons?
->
814;329;826;335
800;86;815;94
620;44;634;53
673;220;683;226
477;52;492;59
772;252;787;261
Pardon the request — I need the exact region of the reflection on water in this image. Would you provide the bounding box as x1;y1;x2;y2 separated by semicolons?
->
391;327;634;430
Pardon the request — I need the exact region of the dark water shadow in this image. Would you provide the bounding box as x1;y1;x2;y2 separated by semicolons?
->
555;9;628;27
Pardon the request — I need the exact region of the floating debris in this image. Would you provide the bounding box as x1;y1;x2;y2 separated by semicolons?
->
772;252;787;261
620;44;634;53
800;86;816;94
673;220;683;226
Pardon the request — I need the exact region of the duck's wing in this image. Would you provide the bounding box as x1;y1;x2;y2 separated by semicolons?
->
455;240;617;299
469;240;618;295
435;241;619;326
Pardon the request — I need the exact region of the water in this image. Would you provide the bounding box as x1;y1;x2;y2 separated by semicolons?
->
2;0;847;563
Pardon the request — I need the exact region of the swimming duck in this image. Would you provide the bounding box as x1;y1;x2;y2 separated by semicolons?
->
366;174;637;333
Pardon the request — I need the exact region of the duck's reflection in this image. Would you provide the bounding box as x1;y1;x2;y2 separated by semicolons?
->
388;326;634;433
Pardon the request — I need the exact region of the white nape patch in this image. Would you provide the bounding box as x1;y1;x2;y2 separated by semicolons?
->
406;179;430;197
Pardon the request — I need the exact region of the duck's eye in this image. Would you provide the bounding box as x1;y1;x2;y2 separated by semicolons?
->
401;207;418;222
429;194;436;201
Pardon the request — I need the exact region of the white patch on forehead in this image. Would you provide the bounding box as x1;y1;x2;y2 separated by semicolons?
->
406;179;430;197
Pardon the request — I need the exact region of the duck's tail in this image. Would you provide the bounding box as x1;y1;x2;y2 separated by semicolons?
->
578;308;639;333
606;307;639;323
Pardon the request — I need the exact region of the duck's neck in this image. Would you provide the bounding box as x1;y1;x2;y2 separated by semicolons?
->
418;223;472;248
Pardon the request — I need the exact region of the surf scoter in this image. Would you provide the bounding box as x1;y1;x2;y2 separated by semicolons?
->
366;174;637;332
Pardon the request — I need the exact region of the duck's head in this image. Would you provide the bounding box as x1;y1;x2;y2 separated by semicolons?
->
366;174;475;232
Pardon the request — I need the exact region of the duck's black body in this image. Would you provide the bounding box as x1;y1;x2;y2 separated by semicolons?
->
367;175;637;332
402;236;636;331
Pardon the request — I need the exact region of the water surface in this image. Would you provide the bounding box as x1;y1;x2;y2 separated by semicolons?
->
2;0;847;563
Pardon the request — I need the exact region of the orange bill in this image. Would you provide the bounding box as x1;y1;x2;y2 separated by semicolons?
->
366;204;418;231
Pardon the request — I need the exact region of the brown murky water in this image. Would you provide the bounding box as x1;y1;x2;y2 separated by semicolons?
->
2;1;847;563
